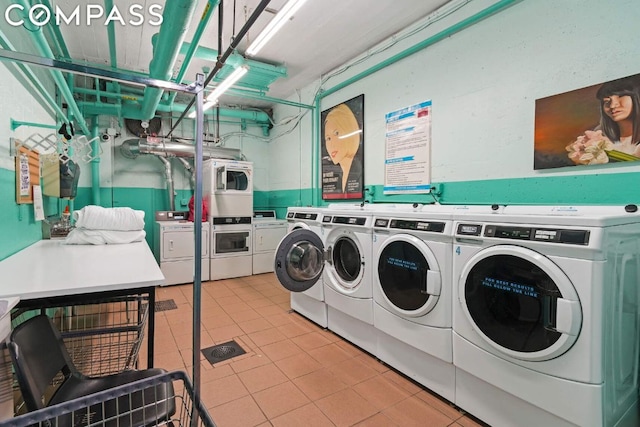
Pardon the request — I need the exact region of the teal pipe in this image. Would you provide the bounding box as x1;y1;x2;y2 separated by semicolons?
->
139;0;199;120
79;101;271;123
104;0;118;68
168;0;219;105
313;0;523;204
17;0;90;135
179;43;288;77
0;30;69;122
10;119;57;131
40;0;70;59
90;119;101;205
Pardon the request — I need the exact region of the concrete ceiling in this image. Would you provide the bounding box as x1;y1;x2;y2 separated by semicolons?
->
51;0;452;104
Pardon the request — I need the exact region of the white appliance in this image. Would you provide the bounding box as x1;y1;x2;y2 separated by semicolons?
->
210;216;252;280
372;205;456;401
154;211;210;285
276;207;327;327
452;205;640;427
252;210;288;274
320;207;376;354
204;159;253;217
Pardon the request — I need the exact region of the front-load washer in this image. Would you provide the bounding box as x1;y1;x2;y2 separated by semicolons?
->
372;204;456;401
278;207;327;327
452;205;640;427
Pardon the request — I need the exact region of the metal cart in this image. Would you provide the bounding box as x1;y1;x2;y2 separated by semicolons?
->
0;370;216;427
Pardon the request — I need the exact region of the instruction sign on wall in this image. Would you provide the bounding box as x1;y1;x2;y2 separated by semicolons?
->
383;100;432;194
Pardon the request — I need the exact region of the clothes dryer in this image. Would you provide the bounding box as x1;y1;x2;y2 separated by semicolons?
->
252;210;288;274
210;216;252;280
372;205;456;401
452;205;640;427
278;207;327;327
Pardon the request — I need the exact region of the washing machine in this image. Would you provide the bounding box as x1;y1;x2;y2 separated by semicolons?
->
252;210;288;274
452;205;640;427
154;211;210;285
277;207;327;327
372;204;457;401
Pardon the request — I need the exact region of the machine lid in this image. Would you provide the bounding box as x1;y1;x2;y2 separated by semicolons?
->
274;229;325;292
377;234;441;316
459;245;582;361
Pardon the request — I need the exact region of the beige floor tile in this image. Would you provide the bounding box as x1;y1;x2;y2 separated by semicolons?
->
248;327;288;347
292;368;348;401
222;301;254;314
208;395;267;427
290;331;333;351
229;309;264;323
246;298;277;310
308;343;353;366
352;376;412;410
238;363;289;393
200;363;236;383
238;317;275;334
266;313;296;327
216;295;245;306
255;304;286;317
456;414;490;427
207;324;245;343
415;390;464;421
353;413;400;426
328;356;378;386
230;353;273;374
277;321;315;338
381;370;423;395
253;381;311;419
201;313;236;330
200;374;249;408
273;353;323;379
383;396;455;427
260;339;303;362
270;403;334;427
315;388;378;427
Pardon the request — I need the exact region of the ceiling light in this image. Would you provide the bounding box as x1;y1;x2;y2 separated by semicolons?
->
246;0;308;56
206;65;249;103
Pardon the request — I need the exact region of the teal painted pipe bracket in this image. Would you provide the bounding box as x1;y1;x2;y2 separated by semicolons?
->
11;118;58;132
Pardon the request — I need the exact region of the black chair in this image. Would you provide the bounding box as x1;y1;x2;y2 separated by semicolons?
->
8;314;176;426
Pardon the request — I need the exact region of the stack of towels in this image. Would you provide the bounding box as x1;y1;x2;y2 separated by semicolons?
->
64;205;146;245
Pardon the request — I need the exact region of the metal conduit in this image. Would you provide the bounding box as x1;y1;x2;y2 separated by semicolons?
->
120;138;240;159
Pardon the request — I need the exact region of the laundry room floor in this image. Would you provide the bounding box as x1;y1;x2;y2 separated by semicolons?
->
140;273;486;427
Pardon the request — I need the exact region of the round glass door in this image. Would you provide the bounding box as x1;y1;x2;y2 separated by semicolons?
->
274;229;324;292
377;234;441;317
331;236;362;289
459;245;582;361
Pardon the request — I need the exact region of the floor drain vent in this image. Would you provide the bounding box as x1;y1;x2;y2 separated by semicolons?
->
155;299;178;312
202;340;246;364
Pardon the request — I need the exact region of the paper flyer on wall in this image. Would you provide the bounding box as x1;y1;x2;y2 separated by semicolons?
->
383;100;432;194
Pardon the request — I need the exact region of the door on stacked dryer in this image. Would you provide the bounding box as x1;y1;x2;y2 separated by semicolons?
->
274;229;325;295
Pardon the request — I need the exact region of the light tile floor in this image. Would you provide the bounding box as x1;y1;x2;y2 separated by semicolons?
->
141;273;487;427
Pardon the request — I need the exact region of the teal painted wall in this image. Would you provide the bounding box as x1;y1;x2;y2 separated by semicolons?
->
0;169;41;260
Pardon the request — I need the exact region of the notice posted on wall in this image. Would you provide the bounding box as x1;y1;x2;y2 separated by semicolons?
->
383;100;432;195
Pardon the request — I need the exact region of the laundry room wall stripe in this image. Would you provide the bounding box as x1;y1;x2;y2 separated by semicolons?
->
0;168;41;260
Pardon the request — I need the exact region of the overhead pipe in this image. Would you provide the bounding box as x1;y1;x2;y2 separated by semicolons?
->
121;138;240;160
90;119;101;205
177;158;195;190
167;0;272;138
16;0;90;135
39;0;70;59
138;1;199;120
311;0;523;204
167;0;220;106
157;157;176;211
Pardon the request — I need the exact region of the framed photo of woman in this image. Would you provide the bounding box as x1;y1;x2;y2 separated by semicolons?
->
321;94;365;200
534;72;640;170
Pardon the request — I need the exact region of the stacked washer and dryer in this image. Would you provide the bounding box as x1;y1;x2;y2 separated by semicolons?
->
204;159;254;280
452;205;640;427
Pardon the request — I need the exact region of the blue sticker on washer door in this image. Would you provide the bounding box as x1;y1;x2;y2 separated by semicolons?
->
378;240;430;311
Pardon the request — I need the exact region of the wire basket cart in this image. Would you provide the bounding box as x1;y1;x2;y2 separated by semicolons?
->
0;370;216;427
11;295;149;378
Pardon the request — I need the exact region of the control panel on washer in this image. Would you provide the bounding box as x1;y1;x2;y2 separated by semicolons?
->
456;223;590;245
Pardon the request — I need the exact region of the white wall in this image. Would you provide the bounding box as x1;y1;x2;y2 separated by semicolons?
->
269;0;640;192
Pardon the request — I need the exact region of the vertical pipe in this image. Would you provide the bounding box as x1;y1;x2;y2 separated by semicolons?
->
104;0;118;68
90;119;101;205
192;74;204;402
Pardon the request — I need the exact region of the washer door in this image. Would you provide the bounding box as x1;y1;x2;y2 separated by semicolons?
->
377;234;442;317
274;229;324;292
459;245;582;361
325;230;365;292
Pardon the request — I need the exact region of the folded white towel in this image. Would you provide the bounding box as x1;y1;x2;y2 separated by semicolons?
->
63;228;146;245
73;206;145;231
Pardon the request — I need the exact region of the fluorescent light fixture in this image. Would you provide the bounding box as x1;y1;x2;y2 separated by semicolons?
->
246;0;308;56
188;65;249;119
339;129;362;139
206;65;249;103
188;101;217;119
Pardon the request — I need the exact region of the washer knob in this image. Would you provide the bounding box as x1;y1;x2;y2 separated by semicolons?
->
624;204;638;213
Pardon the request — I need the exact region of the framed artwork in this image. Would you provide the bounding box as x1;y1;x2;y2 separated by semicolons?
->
534;72;640;170
321;94;365;200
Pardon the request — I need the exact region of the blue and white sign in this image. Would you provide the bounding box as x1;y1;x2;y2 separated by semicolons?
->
383;100;432;194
